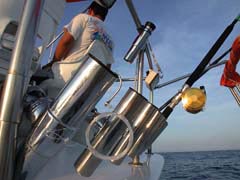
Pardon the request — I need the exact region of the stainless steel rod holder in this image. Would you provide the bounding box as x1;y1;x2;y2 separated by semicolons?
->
124;22;156;63
125;0;157;70
155;60;227;89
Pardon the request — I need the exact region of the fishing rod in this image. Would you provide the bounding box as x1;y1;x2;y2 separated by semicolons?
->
161;14;240;118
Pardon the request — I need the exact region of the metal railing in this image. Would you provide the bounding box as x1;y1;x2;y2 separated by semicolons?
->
229;84;240;106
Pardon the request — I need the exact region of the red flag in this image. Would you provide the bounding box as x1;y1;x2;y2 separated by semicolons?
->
220;36;240;88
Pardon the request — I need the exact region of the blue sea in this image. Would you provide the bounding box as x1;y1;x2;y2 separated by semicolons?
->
159;150;240;180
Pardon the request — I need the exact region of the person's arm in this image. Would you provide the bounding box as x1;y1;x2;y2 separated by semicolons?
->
53;28;74;62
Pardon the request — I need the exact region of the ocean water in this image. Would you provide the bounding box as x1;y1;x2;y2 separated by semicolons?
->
159;150;240;180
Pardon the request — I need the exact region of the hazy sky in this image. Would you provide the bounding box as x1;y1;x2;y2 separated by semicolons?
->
59;0;240;152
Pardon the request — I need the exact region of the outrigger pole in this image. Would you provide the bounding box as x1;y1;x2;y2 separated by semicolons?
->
0;1;45;180
155;47;231;90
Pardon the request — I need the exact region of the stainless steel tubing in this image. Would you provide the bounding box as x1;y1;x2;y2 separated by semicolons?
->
0;122;18;180
236;84;240;93
0;1;44;179
155;60;227;89
229;88;240;106
145;44;154;70
125;0;156;70
146;90;154;155
125;0;142;30
46;31;64;49
124;22;156;63
104;74;123;107
132;49;144;164
136;51;144;94
75;88;165;175
23;55;117;179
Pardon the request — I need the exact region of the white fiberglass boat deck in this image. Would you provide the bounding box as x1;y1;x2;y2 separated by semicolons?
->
32;145;164;180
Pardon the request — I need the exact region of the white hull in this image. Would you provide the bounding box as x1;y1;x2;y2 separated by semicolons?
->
33;145;164;180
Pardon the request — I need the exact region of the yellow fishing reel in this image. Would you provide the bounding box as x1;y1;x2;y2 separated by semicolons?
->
181;86;206;114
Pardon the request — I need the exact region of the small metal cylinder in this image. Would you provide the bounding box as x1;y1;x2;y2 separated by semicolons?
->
124;21;156;63
74;121;120;177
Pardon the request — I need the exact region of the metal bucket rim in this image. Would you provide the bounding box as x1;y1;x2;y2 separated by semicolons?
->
128;87;161;113
88;53;118;78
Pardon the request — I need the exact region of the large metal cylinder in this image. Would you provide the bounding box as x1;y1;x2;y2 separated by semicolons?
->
74;87;166;176
22;54;117;179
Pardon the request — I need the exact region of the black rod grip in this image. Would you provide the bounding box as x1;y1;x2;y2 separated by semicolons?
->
185;18;238;87
162;106;173;119
199;48;231;78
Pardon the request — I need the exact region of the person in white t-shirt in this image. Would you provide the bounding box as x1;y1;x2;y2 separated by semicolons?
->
40;1;114;98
